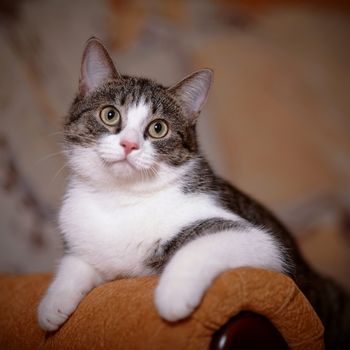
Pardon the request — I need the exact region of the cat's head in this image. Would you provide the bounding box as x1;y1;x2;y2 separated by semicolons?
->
64;37;212;188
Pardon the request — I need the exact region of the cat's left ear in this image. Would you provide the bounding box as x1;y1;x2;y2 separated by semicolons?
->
79;37;121;96
168;69;213;123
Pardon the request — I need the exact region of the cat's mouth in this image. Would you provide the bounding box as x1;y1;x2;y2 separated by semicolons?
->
102;157;135;169
96;149;157;179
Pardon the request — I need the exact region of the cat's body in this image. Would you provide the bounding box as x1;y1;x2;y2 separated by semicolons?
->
38;38;350;349
61;157;287;280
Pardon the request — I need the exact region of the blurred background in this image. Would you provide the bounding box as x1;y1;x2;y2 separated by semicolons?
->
0;0;349;290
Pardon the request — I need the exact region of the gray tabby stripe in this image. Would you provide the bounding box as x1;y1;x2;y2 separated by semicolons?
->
145;217;249;272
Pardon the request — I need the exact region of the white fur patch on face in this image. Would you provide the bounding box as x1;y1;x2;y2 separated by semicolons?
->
126;100;150;129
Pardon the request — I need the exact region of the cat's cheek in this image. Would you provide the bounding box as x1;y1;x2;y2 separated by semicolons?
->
154;271;204;322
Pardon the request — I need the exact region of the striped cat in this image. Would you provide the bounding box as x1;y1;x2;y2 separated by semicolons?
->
38;38;350;349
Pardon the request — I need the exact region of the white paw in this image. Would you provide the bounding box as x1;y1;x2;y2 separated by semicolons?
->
154;276;204;322
37;289;85;332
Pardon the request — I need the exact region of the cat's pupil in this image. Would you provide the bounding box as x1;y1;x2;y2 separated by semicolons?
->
154;122;162;133
107;110;115;120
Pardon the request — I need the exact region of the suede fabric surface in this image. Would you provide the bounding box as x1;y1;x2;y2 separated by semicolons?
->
0;268;324;350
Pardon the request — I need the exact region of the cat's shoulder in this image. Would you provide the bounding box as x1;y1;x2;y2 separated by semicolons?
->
181;157;288;233
181;157;241;205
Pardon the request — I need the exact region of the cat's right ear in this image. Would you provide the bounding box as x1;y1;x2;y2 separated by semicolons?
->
79;37;120;96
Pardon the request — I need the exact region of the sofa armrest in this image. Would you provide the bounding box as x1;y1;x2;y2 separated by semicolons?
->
0;268;324;349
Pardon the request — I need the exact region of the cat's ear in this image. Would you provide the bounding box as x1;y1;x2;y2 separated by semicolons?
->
79;37;120;96
168;69;213;123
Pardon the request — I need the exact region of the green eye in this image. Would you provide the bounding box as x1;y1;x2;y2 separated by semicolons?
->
100;106;120;126
148;120;169;139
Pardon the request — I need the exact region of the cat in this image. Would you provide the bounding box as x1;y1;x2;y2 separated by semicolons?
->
38;37;350;349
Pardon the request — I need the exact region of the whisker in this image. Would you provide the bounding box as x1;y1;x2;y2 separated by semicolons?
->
150;165;159;178
64;134;97;143
144;168;152;180
145;167;152;179
50;162;69;185
36;151;66;164
141;168;146;184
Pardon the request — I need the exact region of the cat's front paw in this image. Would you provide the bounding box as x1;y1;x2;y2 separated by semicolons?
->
37;289;84;332
154;274;203;322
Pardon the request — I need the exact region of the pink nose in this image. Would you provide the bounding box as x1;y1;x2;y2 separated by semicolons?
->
120;139;139;155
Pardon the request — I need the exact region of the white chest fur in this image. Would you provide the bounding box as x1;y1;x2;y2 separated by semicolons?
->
59;179;238;280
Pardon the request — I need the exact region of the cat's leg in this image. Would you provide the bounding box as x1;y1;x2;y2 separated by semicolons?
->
38;255;103;331
155;227;287;322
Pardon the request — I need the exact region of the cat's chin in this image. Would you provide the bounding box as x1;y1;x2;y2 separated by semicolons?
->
105;159;139;179
103;158;158;184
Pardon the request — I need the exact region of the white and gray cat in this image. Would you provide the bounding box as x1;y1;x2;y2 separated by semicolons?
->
38;38;349;349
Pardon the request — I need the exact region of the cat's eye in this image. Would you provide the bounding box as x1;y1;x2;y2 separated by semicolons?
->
147;120;169;139
100;106;120;126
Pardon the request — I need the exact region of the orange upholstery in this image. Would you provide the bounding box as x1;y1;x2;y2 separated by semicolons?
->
0;268;324;349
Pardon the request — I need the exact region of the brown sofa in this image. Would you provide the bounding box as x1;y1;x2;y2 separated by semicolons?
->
0;268;324;349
